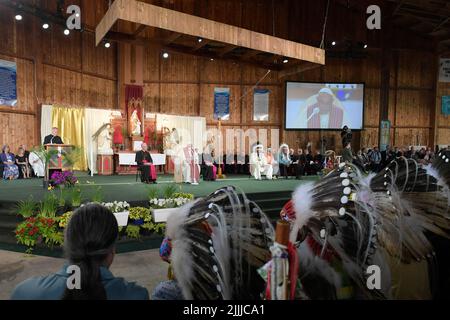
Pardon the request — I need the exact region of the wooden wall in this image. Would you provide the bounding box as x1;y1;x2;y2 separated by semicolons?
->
0;0;444;155
437;54;450;146
0;0;117;152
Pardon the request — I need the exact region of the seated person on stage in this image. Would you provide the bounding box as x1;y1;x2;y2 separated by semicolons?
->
202;150;217;181
250;144;272;180
266;148;278;178
183;144;200;185
43;127;64;145
1;144;19;180
277;144;292;179
313;151;324;174
11;204;149;300
135;143;157;184
16;146;31;179
28;149;45;177
304;149;315;175
295;148;306;179
265;148;275;179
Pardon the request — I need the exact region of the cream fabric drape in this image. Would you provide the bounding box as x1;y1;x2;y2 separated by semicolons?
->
40;105;53;145
85;108;113;175
156;114;206;151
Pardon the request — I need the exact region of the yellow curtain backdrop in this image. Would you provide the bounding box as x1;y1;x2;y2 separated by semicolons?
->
52;106;87;171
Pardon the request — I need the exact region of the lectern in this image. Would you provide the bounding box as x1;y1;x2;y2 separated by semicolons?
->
44;144;74;178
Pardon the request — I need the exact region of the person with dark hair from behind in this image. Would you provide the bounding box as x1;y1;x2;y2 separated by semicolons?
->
10;203;149;300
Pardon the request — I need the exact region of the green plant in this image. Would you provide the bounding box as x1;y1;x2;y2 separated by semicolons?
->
125;225;141;239
15;216;63;252
91;186;104;203
147;186;159;201
32;146;59;182
70;188;82;207
163;184;178;199
39;192;59;217
16;196;36;218
172;192;194;200
64;146;83;168
58;211;73;229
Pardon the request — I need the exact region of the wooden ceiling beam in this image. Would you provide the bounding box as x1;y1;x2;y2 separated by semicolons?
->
164;32;182;45
105;31;281;71
133;24;147;37
278;62;321;79
95;0;325;66
217;45;238;57
191;39;211;52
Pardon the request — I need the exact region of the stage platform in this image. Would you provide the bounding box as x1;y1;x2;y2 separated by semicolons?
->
0;173;318;256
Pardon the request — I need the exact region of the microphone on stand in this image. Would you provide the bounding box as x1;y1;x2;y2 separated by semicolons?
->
306;107;320;122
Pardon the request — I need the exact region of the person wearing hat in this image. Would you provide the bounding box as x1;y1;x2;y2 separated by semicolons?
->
295;88;346;129
250;144;271;180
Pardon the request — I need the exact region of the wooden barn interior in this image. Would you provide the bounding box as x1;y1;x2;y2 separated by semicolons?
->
0;0;448;154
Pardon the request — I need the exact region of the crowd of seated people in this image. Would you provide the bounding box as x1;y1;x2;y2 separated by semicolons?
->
1;144;36;180
352;145;442;173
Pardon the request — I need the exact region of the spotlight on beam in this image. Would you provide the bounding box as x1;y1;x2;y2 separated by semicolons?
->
363;44;368;49
64;29;70;36
42;23;50;29
15;14;23;21
210;58;214;61
104;42;111;48
162;52;169;59
198;38;203;43
332;41;336;46
282;58;289;64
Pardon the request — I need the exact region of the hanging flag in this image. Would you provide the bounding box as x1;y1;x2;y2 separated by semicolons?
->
214;87;230;120
253;89;270;121
0;59;17;107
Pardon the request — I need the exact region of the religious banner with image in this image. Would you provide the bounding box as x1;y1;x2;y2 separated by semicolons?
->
442;96;450;116
439;59;450;83
0;59;17;107
213;87;230;120
379;120;391;152
253;89;270;121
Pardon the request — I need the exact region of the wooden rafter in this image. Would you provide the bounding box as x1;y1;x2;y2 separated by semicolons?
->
95;0;325;66
218;45;238;57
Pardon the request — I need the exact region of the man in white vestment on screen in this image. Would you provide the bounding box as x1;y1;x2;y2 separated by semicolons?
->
294;88;349;129
183;144;200;185
250;144;272;180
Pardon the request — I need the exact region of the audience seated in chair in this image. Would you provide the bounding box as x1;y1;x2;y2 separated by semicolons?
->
11;203;149;300
1;144;19;180
16;146;31;179
277;144;292;179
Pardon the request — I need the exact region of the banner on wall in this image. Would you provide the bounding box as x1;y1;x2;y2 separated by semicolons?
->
213;87;230;120
379;120;391;152
0;59;17;107
253;89;270;121
439;59;450;82
442;96;450;115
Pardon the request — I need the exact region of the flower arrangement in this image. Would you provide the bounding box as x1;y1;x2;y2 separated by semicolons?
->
50;171;78;188
101;201;130;213
149;193;194;209
58;211;73;228
15;216;63;253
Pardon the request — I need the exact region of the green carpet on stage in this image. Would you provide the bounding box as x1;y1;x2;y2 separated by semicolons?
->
0;173;318;203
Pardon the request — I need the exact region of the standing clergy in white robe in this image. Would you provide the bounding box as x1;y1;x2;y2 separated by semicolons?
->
250;144;273;180
28;151;45;177
183;144;200;185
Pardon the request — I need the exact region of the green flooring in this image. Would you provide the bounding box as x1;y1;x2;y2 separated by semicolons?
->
0;173;318;203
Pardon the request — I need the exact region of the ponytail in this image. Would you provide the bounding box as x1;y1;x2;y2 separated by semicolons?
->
62;203;118;300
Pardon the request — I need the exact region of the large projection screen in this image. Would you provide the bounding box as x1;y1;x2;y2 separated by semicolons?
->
285;82;365;130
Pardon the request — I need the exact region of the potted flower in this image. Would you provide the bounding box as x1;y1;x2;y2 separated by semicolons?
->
101;201;130;226
15;216;63;253
50;171;78;188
